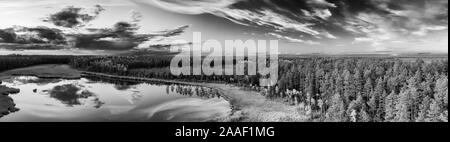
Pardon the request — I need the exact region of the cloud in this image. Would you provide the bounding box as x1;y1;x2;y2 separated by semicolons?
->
42;5;105;28
268;33;320;45
139;0;239;14
1;5;190;50
0;29;16;43
128;10;143;23
0;26;66;44
0;0;134;8
307;0;336;8
412;26;447;36
138;0;448;52
348;0;447;51
2;0;447;52
148;25;190;37
67;23;189;50
312;9;333;20
134;0;341;41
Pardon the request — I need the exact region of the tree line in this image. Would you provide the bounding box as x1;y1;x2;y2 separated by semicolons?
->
272;58;447;122
2;55;447;122
69;55;448;122
0;55;71;72
71;55;448;122
69;55;261;85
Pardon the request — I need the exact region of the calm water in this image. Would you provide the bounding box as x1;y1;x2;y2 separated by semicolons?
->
0;76;231;122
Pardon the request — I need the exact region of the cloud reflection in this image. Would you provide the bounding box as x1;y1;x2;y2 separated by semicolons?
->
47;84;104;107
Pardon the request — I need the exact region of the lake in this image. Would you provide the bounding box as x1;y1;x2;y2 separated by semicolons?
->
0;76;231;122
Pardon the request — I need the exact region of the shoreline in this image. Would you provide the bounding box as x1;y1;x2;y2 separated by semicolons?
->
0;65;307;122
0;85;20;118
83;72;307;122
81;72;243;121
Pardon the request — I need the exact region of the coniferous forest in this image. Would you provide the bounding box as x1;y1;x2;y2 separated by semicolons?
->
69;55;449;122
1;0;448;124
0;55;448;122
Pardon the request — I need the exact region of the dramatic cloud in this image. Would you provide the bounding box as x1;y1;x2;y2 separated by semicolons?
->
1;5;189;50
0;29;16;43
0;26;65;44
69;22;190;50
2;0;447;52
144;0;239;14
138;0;448;51
149;25;190;37
42;5;105;28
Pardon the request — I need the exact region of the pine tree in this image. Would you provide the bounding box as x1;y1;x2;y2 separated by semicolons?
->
348;101;358;122
416;96;431;122
387;76;401;94
384;91;397;122
422;74;435;98
440;111;448;122
367;90;378;120
344;69;356;102
334;74;344;96
406;77;420;121
353;94;365;122
426;99;442;122
375;66;385;78
353;68;364;93
395;90;412;122
363;78;373;100
326;94;346;122
374;78;385;95
434;75;448;108
413;70;423;87
360;105;371;122
373;78;386;122
320;73;333;100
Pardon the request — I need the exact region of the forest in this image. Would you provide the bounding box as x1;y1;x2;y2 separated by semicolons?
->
0;55;71;72
274;58;447;122
1;54;448;122
69;55;449;122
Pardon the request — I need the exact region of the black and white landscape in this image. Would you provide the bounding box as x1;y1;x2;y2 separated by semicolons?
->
0;0;448;122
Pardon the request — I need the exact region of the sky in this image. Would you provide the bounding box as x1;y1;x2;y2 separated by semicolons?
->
0;0;448;54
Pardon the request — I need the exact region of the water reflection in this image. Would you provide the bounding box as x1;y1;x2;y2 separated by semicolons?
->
12;76;61;85
86;76;223;99
166;85;221;99
0;76;230;122
85;76;142;91
46;84;104;108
